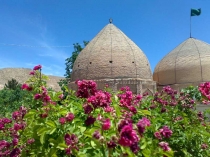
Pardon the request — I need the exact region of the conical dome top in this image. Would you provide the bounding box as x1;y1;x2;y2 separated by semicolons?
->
71;23;152;81
153;38;210;85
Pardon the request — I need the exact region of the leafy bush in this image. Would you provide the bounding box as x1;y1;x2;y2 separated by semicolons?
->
0;65;210;157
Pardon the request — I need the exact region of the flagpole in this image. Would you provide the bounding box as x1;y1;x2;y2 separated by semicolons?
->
190;11;192;38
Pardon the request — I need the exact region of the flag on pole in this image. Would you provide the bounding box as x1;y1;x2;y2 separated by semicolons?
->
191;8;201;16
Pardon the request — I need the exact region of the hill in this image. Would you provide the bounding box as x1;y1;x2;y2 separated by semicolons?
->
0;68;64;91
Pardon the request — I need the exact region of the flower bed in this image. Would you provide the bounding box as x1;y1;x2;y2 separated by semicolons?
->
0;65;210;157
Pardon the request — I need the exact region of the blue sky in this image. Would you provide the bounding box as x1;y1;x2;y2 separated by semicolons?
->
1;0;210;76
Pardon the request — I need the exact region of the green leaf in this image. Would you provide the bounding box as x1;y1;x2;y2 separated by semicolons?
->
139;110;151;116
80;126;86;133
57;143;68;150
49;128;57;134
91;140;96;148
46;120;56;128
40;132;46;144
163;150;174;157
37;127;49;135
142;149;151;157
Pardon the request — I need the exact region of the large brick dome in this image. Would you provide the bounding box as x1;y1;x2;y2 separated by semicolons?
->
153;38;210;90
71;23;152;81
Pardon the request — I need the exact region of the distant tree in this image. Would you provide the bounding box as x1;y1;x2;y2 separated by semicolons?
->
4;78;21;90
58;41;88;98
64;41;89;78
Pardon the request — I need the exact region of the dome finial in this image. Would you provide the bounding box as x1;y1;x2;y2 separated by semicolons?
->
109;18;113;23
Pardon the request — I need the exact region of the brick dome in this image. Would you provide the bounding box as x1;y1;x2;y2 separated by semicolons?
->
153;38;210;86
71;23;152;82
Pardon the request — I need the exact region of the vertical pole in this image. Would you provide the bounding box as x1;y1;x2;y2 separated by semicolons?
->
190;10;192;38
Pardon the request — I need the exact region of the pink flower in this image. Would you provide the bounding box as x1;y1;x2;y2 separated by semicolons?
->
14;123;22;131
59;117;66;125
159;142;171;151
102;118;111;130
12;138;18;146
154;131;162;140
2;118;12;124
201;143;208;149
137;117;150;134
93;130;101;139
65;147;71;155
40;113;48;118
33;64;42;70
21;83;29;90
104;106;114;112
160;126;173;138
10;148;21;157
85;116;96;126
66;113;74;122
118;124;139;147
29;71;35;75
43;95;51;102
27;138;35;145
107;140;117;148
59;94;64;99
64;133;78;146
83;103;93;114
12;111;21;120
34;94;42;100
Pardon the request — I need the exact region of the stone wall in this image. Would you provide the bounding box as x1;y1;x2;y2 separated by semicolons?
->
69;78;156;95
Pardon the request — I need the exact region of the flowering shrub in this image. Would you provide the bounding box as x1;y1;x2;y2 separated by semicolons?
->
0;65;210;156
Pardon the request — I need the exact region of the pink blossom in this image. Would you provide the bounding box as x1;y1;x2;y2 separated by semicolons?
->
64;134;78;146
107;140;117;148
102;118;111;130
13;123;23;131
104;106;114;112
137;117;150;134
130;142;139;154
12;111;21;120
85;116;96;126
154;131;162;140
65;147;71;155
92;130;101;139
34;94;42;100
59;94;64;99
83;103;93;114
40;113;48;118
159;142;171;151
10;148;21;157
12;138;18;146
29;71;35;75
27;138;35;145
33;64;42;70
160;126;173;138
76;80;97;98
21;83;29;90
118;124;139;147
66;113;74;122
59;117;66;125
201;143;208;149
2;118;12;124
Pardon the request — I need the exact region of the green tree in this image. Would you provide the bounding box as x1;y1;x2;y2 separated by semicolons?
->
4;78;21;90
58;41;88;97
64;41;89;78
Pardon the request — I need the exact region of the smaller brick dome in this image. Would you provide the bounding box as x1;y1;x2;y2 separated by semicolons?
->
71;23;152;82
153;38;210;86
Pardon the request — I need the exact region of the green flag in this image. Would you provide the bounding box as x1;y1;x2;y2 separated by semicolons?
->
191;8;201;16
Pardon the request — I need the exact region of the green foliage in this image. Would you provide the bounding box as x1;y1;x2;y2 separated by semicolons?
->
181;86;202;101
4;78;21;90
1;68;210;156
64;41;89;78
0;86;28;117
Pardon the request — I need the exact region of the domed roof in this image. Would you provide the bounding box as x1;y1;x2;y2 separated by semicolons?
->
153;38;210;85
71;23;152;81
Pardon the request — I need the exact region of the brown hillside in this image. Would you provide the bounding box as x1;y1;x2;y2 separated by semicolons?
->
0;68;64;91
